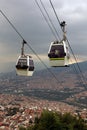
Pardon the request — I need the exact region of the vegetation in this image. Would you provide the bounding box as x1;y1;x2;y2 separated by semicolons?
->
19;110;87;130
6;107;19;116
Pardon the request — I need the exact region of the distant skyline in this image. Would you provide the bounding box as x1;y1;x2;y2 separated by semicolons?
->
0;0;87;72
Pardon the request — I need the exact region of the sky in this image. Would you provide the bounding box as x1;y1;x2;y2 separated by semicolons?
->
0;0;87;73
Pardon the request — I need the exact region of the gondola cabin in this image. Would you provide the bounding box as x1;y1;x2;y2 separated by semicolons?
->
16;55;34;76
48;40;70;67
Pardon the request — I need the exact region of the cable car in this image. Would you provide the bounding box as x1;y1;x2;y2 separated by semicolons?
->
16;40;34;76
48;40;70;67
48;21;70;67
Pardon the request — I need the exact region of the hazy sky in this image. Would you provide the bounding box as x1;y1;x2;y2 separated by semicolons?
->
0;0;87;72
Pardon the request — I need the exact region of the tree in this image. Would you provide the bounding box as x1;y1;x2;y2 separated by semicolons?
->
20;110;87;130
6;107;19;116
19;126;26;130
33;110;62;130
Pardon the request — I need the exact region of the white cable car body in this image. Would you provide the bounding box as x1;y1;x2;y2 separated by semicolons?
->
48;40;70;67
16;55;34;76
48;21;70;67
15;40;34;76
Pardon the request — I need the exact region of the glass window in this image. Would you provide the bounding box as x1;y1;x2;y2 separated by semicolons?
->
29;60;34;66
18;59;27;66
49;45;65;58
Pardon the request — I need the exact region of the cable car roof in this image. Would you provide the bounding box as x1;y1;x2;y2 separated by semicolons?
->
51;40;65;45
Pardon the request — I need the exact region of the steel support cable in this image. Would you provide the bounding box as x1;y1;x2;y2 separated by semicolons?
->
0;9;63;87
49;0;87;89
34;0;64;87
0;10;24;40
67;39;87;89
26;44;63;87
69;58;86;89
49;0;61;28
35;0;85;89
39;0;61;41
35;0;58;40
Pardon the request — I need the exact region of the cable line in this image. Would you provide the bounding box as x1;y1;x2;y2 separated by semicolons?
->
0;10;24;40
26;45;63;87
39;0;61;41
70;58;86;89
0;9;63;87
35;0;58;40
67;39;87;89
49;0;87;89
49;0;61;28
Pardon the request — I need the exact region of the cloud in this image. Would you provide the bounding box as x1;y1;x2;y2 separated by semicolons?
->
0;0;87;72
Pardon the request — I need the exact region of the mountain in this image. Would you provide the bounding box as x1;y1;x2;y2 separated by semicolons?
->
0;61;87;108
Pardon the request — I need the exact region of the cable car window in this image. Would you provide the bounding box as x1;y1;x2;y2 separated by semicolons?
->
49;45;65;58
29;60;34;66
18;59;27;66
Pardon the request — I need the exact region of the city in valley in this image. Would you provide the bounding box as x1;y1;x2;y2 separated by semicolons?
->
0;94;79;130
0;93;87;130
0;64;87;129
